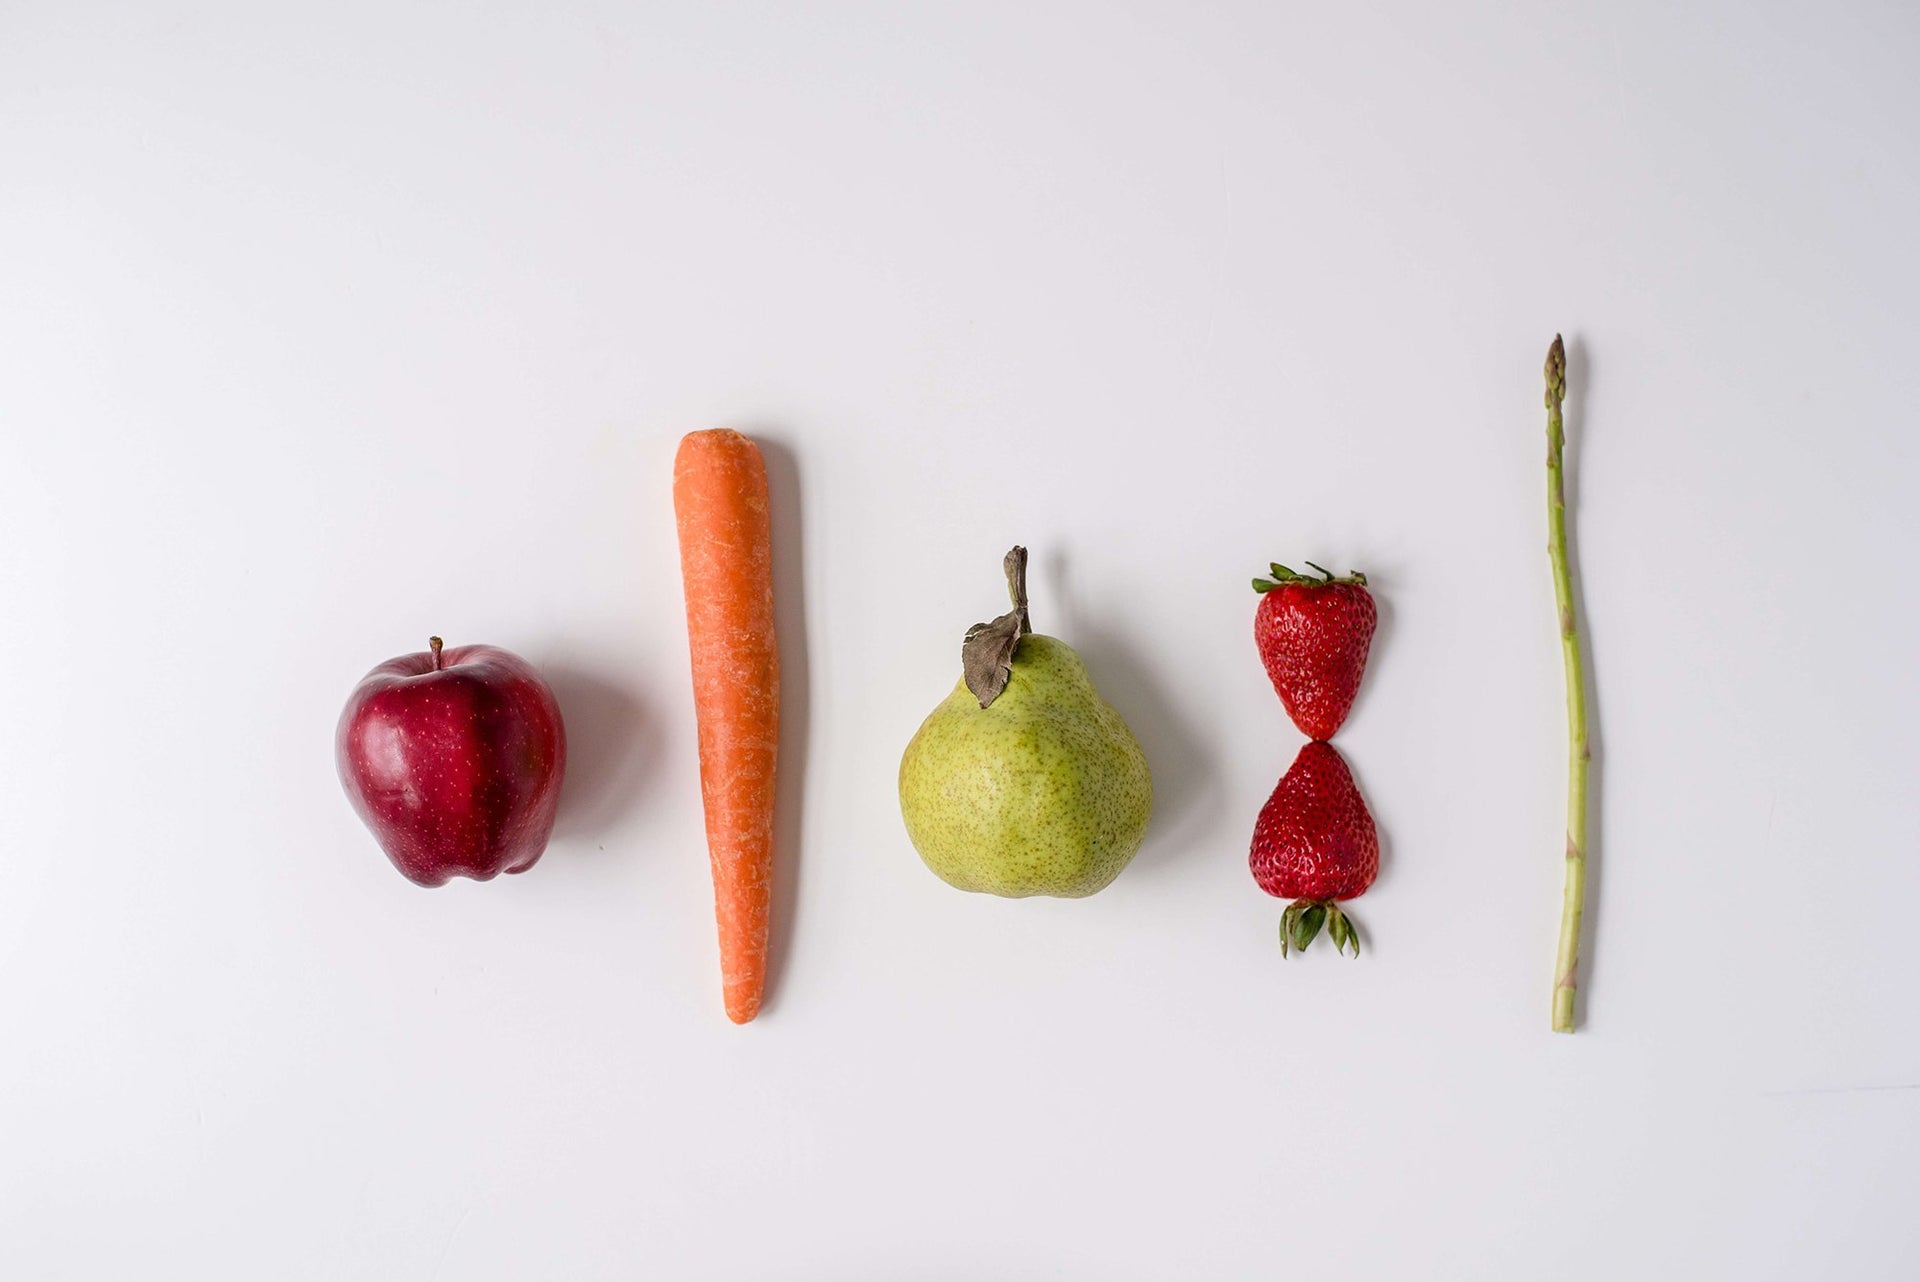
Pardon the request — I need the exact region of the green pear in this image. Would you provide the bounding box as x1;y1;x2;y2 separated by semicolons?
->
899;547;1152;897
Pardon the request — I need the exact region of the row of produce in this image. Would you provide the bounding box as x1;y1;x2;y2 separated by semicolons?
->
335;337;1593;1031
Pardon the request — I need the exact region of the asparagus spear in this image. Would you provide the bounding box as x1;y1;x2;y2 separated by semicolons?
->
1545;334;1591;1033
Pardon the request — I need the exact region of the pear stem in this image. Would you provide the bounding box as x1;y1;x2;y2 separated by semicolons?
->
1003;545;1030;635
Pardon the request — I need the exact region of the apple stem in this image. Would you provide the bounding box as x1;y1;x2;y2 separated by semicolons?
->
429;636;445;671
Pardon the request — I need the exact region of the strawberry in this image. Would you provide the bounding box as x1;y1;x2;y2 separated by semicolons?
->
1250;740;1378;956
1251;562;1376;741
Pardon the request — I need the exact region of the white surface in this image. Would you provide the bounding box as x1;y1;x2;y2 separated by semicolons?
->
4;2;1918;1277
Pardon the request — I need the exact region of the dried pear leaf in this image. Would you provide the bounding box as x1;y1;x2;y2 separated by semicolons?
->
961;546;1031;709
963;610;1024;708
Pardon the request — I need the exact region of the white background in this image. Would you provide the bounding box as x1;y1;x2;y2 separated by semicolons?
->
4;2;1917;1278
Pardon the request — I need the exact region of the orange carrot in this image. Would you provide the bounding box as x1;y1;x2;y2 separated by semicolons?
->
672;429;779;1024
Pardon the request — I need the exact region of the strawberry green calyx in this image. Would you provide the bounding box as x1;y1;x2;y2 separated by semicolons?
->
1280;899;1362;958
1252;562;1369;594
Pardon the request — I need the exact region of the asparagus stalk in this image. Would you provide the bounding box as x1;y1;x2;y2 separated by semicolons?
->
1544;334;1590;1033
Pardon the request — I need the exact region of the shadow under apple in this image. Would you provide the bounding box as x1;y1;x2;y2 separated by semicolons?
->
544;666;660;848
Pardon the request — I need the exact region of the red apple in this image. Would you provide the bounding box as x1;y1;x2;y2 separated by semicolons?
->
336;637;567;886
